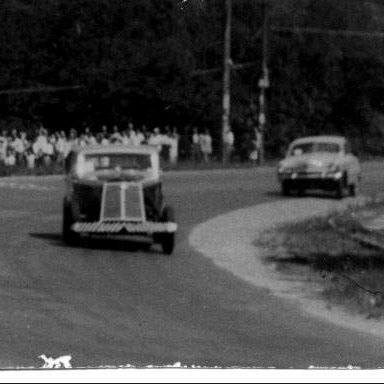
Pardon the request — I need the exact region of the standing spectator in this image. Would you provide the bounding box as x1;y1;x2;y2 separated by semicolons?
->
169;127;180;165
135;126;146;146
223;128;235;163
0;130;8;164
191;127;201;163
68;129;78;149
101;132;110;146
10;129;24;165
121;128;131;146
129;123;144;146
5;147;16;166
200;128;213;163
96;133;104;145
33;128;48;166
55;131;67;165
111;125;123;144
43;135;55;165
101;125;109;140
148;127;162;152
79;134;87;148
122;123;135;146
25;146;36;169
84;127;97;146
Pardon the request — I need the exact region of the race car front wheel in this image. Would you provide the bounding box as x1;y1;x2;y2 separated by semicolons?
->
62;200;79;245
159;206;176;255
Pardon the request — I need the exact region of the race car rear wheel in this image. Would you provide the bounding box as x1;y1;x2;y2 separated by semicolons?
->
159;206;176;255
62;200;79;245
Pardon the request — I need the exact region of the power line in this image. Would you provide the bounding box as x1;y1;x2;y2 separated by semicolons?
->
272;26;384;39
0;85;84;96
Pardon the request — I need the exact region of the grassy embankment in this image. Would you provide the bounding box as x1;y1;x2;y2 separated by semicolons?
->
259;199;384;319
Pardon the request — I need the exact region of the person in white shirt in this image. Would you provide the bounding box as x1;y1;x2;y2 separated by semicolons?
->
110;125;123;144
224;128;235;163
5;147;16;166
129;124;144;147
191;127;201;162
25;147;36;169
9;129;24;165
167;127;179;165
200;128;213;163
101;125;109;140
33;128;48;166
0;131;8;164
148;127;163;152
67;129;79;149
43;135;55;165
101;134;110;146
123;123;136;146
121;130;131;146
84;127;97;146
55;132;67;164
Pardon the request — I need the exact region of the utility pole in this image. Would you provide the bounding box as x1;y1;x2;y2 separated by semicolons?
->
222;0;232;163
258;0;269;165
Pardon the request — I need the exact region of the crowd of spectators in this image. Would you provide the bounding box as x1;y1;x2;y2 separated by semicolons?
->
0;123;227;169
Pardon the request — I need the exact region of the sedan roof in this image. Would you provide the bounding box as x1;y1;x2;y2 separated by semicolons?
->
290;136;346;146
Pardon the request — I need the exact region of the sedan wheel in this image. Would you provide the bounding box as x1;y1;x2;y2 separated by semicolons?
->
62;201;79;245
281;182;291;196
348;182;359;197
335;179;345;199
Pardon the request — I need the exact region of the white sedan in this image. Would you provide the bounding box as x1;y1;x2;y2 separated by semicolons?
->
277;136;361;198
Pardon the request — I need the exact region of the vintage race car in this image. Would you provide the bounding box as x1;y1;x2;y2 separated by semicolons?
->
277;136;361;198
63;145;177;254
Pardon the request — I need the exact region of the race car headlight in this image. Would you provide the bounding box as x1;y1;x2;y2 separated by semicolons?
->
278;166;293;174
327;163;341;173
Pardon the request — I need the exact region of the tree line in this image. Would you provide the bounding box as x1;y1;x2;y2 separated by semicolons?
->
0;0;384;158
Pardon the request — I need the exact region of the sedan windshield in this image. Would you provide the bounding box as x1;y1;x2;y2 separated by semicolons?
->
84;153;152;171
290;142;340;156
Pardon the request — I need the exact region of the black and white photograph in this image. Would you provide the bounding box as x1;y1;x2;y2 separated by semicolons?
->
0;0;384;381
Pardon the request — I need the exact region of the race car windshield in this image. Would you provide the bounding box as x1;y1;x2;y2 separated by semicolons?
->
291;142;340;156
84;153;152;171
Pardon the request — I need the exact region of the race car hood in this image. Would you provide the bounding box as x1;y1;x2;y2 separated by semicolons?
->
280;153;341;171
79;169;156;184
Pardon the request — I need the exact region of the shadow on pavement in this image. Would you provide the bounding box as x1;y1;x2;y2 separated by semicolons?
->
29;232;160;254
265;190;340;200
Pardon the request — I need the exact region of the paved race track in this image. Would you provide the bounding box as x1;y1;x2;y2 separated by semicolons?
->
0;163;384;369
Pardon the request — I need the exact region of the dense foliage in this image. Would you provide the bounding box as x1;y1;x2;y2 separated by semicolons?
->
1;0;384;157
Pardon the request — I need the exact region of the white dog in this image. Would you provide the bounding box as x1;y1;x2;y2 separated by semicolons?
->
38;354;72;369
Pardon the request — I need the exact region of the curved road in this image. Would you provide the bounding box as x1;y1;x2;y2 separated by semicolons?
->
0;163;384;369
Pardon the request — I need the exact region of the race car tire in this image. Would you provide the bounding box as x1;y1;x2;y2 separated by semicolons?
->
348;181;359;197
159;206;176;255
335;175;346;199
281;181;291;196
62;200;79;245
297;186;305;197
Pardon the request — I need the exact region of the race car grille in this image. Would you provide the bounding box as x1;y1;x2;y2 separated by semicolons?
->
297;171;322;177
125;184;143;220
103;184;121;219
72;221;177;234
101;182;145;222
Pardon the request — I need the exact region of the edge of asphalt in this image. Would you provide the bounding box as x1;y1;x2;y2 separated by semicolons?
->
189;196;384;339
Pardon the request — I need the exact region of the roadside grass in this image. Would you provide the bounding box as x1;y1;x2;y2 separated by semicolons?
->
258;202;384;319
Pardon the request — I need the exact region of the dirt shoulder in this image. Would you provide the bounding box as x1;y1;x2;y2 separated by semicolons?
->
258;196;384;321
189;195;384;339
